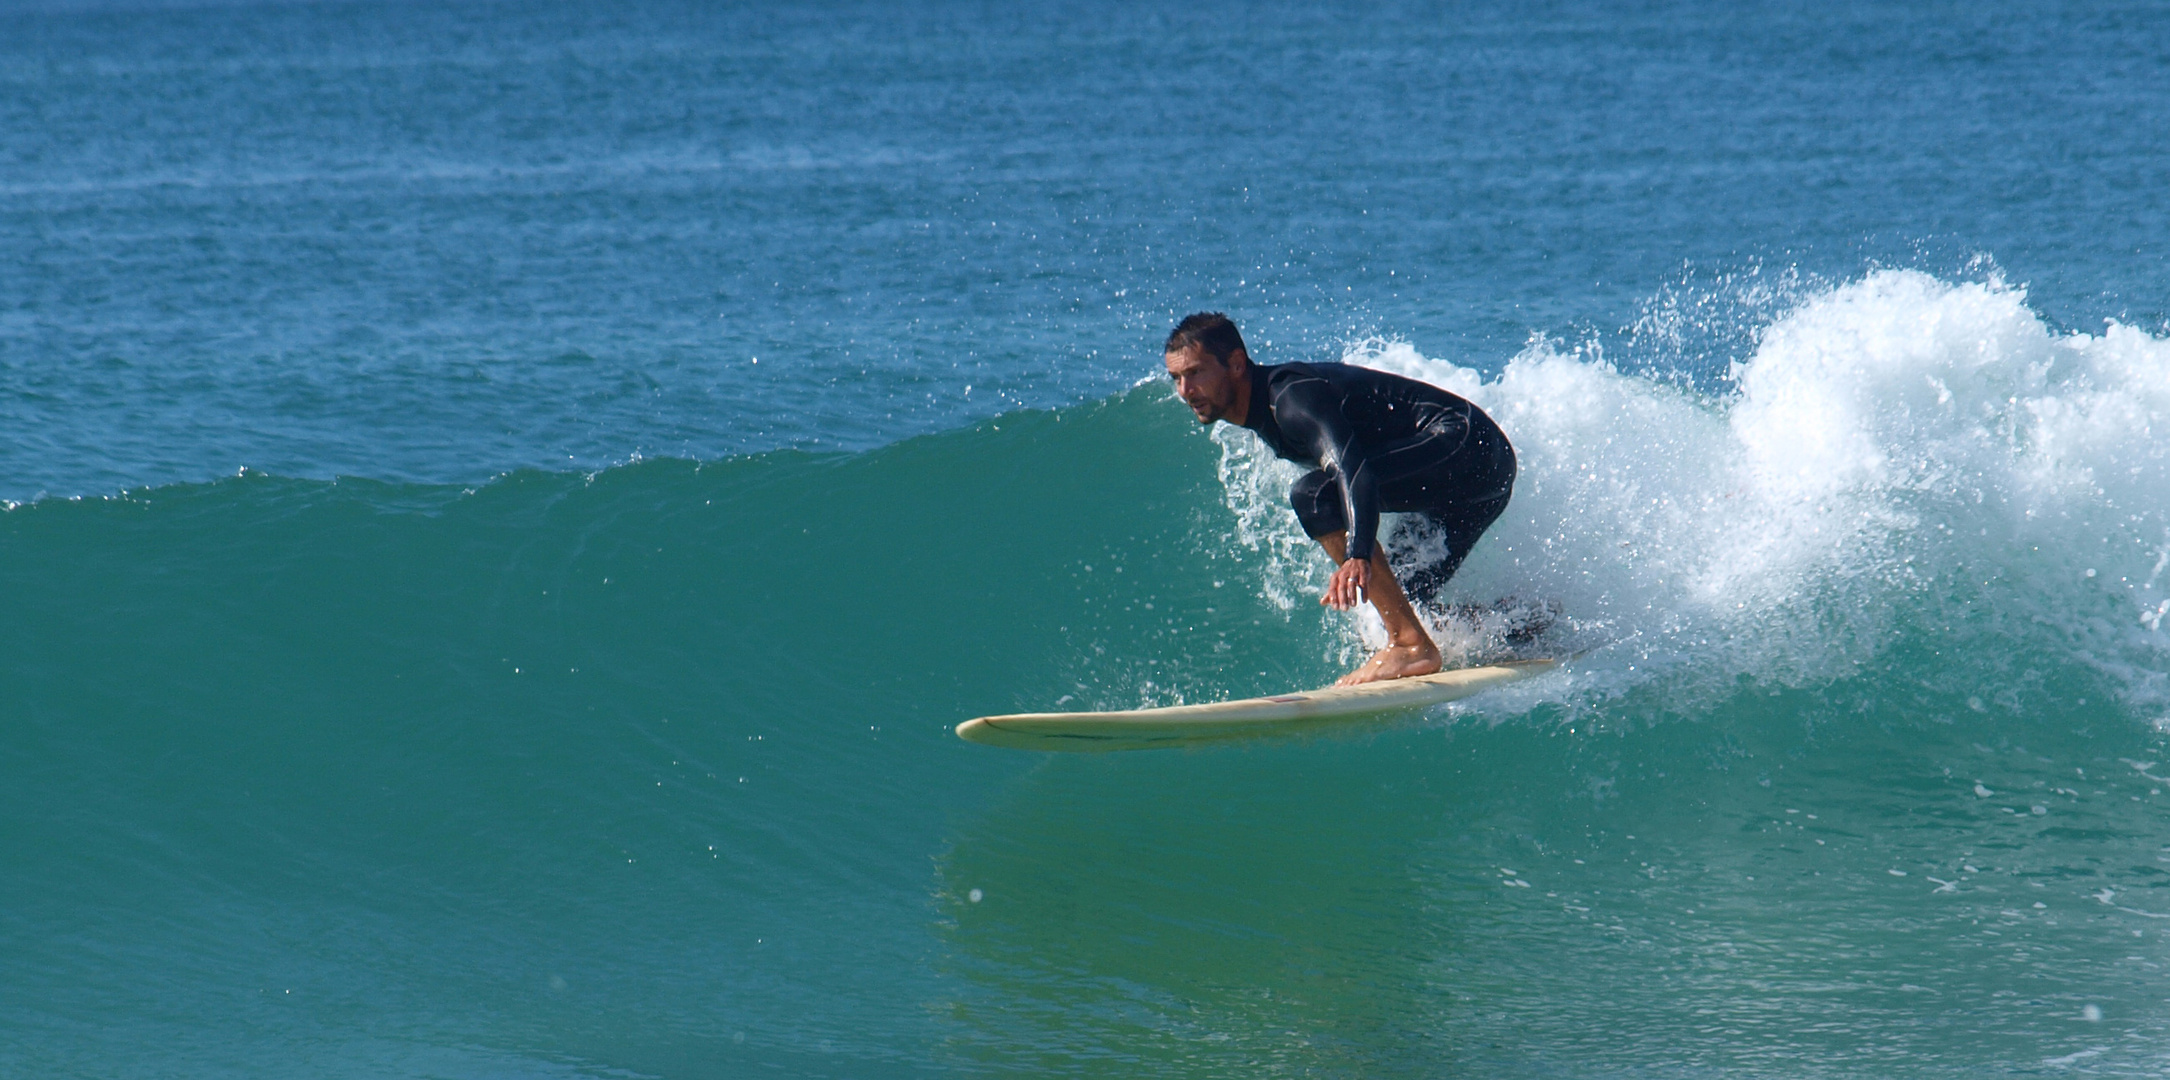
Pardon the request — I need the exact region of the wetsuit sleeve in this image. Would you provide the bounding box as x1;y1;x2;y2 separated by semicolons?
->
1273;377;1384;564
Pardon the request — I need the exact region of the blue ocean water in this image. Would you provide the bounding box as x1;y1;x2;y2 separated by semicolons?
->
4;1;2170;1076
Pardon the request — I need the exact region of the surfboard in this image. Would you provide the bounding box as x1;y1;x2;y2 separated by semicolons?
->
955;658;1558;752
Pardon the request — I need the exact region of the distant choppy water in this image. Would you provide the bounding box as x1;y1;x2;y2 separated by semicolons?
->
5;1;2170;1077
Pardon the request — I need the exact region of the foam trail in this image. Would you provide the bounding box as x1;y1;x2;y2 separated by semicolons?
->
1217;270;2170;715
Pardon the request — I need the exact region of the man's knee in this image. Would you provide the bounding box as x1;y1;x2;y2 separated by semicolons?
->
1289;471;1345;539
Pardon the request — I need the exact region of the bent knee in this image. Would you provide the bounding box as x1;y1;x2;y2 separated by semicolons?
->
1289;471;1345;538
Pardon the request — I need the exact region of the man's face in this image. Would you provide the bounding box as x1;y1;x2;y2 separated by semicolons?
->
1165;344;1242;424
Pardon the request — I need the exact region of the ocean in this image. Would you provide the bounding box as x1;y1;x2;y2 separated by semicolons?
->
4;1;2169;1076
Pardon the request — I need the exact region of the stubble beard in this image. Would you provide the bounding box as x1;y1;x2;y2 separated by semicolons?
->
1193;388;1232;425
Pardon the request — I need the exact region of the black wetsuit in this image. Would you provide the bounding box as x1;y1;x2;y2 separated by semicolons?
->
1239;361;1516;606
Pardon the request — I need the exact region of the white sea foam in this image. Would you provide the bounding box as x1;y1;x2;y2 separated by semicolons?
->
1216;269;2170;716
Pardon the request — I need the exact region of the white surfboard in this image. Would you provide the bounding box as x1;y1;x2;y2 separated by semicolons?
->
956;659;1558;752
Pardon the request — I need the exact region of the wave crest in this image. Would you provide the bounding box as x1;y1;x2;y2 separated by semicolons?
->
1216;270;2170;719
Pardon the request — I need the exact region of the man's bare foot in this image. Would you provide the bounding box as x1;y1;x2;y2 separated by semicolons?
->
1335;642;1443;686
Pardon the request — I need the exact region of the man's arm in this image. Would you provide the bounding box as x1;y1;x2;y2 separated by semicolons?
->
1276;376;1383;563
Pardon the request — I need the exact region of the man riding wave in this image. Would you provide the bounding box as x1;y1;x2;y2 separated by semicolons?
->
1163;312;1517;685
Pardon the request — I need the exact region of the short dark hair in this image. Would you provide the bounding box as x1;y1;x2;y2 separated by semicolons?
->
1164;312;1247;364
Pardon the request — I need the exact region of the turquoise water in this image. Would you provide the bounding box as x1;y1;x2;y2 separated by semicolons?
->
6;2;2170;1077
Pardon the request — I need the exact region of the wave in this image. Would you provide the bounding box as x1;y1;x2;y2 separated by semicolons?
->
7;270;2167;734
6;269;2164;732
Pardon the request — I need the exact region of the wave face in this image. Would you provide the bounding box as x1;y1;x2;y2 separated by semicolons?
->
6;271;2170;1077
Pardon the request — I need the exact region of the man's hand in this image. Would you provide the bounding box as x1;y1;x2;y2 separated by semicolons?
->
1322;556;1370;610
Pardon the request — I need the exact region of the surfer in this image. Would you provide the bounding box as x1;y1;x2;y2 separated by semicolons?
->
1164;312;1516;685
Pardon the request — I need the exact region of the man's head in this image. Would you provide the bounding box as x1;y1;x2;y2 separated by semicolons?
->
1163;312;1250;425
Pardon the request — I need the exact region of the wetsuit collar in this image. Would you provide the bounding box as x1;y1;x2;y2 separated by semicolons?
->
1238;362;1280;443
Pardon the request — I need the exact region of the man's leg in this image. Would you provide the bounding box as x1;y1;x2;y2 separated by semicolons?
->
1317;531;1442;686
1397;491;1512;610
